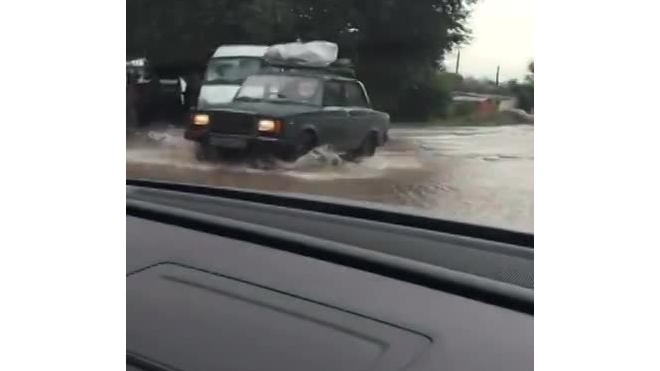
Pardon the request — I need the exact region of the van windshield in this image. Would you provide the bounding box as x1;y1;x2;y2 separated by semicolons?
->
203;57;263;85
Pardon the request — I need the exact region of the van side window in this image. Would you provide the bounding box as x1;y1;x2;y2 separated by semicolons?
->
344;82;369;107
323;81;344;106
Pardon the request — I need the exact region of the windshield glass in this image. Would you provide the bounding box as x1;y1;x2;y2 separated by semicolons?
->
127;0;534;233
235;75;321;105
203;57;263;84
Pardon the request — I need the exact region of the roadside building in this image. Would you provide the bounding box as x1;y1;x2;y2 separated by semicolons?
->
450;95;497;119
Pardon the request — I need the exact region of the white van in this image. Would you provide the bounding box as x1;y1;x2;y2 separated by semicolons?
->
197;45;269;108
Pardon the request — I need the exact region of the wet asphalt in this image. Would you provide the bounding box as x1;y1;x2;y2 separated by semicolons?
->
126;124;534;232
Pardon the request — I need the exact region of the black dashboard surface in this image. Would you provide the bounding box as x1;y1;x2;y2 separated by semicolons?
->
127;185;534;289
127;183;533;371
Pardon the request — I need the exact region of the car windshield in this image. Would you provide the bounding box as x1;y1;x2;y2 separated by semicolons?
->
127;0;534;233
203;57;263;84
235;75;321;105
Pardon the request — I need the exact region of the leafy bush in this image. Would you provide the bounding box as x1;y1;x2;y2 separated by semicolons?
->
392;73;452;121
509;83;533;113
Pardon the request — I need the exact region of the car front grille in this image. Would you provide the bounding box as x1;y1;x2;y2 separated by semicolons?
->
209;111;256;135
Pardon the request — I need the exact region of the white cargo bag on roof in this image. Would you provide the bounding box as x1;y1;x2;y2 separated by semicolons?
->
264;41;338;67
126;58;147;67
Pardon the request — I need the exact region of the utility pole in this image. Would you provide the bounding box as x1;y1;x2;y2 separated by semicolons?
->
455;50;461;74
495;65;500;86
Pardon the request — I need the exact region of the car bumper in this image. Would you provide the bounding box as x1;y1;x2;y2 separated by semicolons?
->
185;126;292;155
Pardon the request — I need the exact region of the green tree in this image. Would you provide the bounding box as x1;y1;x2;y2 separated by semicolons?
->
126;0;480;120
507;60;533;113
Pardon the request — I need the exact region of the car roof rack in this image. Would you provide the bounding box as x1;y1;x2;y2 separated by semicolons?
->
264;58;356;79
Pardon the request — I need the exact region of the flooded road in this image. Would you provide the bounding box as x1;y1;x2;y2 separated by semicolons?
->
126;124;533;232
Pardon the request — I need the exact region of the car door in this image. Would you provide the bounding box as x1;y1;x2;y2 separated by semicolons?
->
342;81;375;150
318;80;350;149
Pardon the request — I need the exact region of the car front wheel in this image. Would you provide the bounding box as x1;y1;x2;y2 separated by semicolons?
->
195;143;218;162
283;130;317;162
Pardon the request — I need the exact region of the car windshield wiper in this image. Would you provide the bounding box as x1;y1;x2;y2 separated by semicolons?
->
204;78;231;84
205;77;245;85
234;96;263;102
267;97;304;105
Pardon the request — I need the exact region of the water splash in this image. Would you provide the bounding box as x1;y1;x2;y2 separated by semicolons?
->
126;130;425;180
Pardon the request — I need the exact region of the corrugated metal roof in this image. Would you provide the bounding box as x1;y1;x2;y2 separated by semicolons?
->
451;91;515;100
453;95;491;102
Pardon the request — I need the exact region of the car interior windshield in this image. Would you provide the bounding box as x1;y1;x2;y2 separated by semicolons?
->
204;57;263;84
235;75;321;104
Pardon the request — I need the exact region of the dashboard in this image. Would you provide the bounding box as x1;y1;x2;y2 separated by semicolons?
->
127;180;533;371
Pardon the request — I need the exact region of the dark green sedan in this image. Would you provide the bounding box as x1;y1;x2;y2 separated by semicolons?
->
184;71;390;161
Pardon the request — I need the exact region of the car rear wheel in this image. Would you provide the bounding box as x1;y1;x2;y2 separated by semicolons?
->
361;133;377;157
346;133;377;161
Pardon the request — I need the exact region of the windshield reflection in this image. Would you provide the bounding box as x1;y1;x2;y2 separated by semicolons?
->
235;75;321;105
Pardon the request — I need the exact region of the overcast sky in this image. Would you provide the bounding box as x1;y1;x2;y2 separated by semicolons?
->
444;0;533;82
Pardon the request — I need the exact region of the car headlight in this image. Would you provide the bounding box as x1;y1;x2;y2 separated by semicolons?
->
258;119;282;133
193;114;210;126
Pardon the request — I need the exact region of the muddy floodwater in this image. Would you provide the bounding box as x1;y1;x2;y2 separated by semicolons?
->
127;125;534;232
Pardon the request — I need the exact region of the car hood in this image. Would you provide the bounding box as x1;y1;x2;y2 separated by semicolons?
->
204;101;319;118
